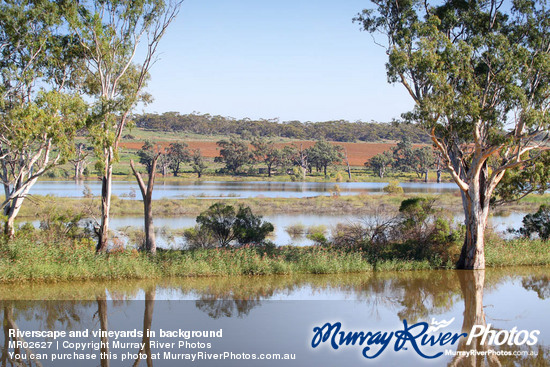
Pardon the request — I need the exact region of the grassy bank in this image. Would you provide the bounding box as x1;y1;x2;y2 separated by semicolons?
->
17;193;447;218
0;232;548;283
15;192;548;220
485;237;550;267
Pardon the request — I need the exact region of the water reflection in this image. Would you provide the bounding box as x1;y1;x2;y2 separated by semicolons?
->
106;212;524;248
133;289;155;367
0;268;548;366
522;275;550;300
96;296;110;367
30;180;459;199
451;271;499;366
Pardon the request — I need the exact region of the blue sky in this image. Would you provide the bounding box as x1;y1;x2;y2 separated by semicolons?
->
142;0;413;122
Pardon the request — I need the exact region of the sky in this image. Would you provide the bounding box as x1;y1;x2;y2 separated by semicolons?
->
141;0;414;123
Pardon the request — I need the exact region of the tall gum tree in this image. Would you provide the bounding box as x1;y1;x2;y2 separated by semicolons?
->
0;0;87;237
66;0;182;251
355;0;550;269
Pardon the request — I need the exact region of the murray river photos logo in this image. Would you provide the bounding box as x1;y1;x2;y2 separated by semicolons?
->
310;318;540;359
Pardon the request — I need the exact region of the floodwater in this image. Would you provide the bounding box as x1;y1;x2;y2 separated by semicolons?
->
30;180;459;199
0;268;548;366
106;212;526;248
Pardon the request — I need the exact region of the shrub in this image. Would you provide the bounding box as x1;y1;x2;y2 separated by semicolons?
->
306;225;327;237
306;225;328;245
285;223;305;238
195;203;274;247
518;205;550;240
383;180;404;194
326;200;461;267
398;197;435;236
233;206;274;245
183;226;217;249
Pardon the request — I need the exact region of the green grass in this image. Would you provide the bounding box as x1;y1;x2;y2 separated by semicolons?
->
19;194;445;220
12;191;546;221
485;237;550;267
1;228;548;283
0;235;375;282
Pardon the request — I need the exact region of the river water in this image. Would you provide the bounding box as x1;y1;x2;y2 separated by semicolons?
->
0;268;548;366
31;180;459;199
107;212;526;248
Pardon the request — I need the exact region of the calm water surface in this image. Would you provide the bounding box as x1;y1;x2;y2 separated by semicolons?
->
31;180;459;199
107;212;526;248
0;268;548;366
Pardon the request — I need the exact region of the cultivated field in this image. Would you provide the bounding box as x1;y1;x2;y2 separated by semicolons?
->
119;140;424;166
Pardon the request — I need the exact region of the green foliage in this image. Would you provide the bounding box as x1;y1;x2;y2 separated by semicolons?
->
196;203;237;247
134;112;432;143
366;150;393;178
0;0;89;233
328;199;460;267
391;138;435;179
215;137;253;174
306;140;345;176
191;149;207;178
356;0;550;267
251;138;296;177
518;205;550;241
383;180;404;194
306;225;328;245
196;203;274;247
485;237;550;267
166;142;191;176
65;0;181;250
399;197;434;229
233;206;274;246
137;140;156;173
183;226;217;249
493;150;550;205
392;137;416;173
285;223;305;238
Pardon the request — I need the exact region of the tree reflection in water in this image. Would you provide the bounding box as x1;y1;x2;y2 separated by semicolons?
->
1;300;94;367
450;271;550;367
0;269;548;366
522;275;550;300
1;305;44;367
95;296;110;367
450;271;501;366
133;288;155;367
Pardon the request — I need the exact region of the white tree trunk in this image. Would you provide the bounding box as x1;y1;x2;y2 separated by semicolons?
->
457;169;491;270
97;154;113;252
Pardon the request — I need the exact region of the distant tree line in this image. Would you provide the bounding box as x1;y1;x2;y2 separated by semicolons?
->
133;112;431;143
137;137;346;178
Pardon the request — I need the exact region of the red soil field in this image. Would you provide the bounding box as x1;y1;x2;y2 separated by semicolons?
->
119;141;415;166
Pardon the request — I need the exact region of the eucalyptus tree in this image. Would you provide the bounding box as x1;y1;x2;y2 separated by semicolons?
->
71;143;90;180
391;137;415;173
191;148;207;178
166;142;191;176
130;152;160;254
356;0;550;269
66;0;182;251
306;140;345;176
411;146;435;182
366;150;394;178
0;0;87;236
137;140;156;174
215;137;253;174
251;138;282;177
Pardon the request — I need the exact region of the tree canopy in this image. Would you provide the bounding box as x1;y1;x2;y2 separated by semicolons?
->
356;0;550;269
0;0;87;236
